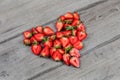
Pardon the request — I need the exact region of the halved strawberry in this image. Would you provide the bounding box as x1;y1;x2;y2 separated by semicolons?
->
52;51;62;61
43;37;52;47
30;36;38;44
40;46;49;57
59;15;65;21
23;30;32;39
36;26;43;33
72;29;77;36
50;47;56;56
53;39;61;48
77;31;87;41
63;30;72;37
73;41;83;50
64;12;73;19
43;40;52;48
55;21;64;31
69;36;78;44
63;54;70;66
71;19;80;26
57;49;65;55
70;48;80;58
63;24;70;29
77;23;86;32
60;37;69;47
70;57;80;68
43;26;54;35
23;38;31;45
50;35;56;41
32;28;38;34
64;43;72;53
73;12;80;20
31;44;41;55
34;33;44;42
56;32;64;38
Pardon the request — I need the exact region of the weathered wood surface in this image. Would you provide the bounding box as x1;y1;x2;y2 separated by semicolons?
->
0;0;120;80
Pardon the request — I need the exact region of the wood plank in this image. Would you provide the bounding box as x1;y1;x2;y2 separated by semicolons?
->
0;0;101;34
0;0;105;80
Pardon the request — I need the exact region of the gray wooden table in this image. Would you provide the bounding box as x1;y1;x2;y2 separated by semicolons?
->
0;0;120;80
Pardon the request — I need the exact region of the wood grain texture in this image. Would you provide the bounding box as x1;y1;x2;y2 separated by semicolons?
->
0;0;120;80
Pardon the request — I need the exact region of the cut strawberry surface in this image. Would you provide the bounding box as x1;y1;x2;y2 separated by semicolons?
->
56;21;64;31
23;31;32;39
43;26;54;35
34;33;44;42
31;44;41;55
70;57;80;68
40;46;49;57
36;26;43;33
60;37;69;47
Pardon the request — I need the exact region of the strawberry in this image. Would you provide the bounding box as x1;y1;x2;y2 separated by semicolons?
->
23;38;31;45
73;41;83;50
64;43;72;53
52;51;62;61
60;37;69;47
63;24;70;29
72;29;77;36
73;12;80;20
40;46;49;57
70;57;80;68
43;40;52;48
32;28;38;34
53;39;61;48
34;33;44;42
50;35;56;41
69;36;78;44
43;26;54;35
55;21;64;31
63;54;70;66
23;30;32;38
56;32;64;38
59;15;65;21
30;36;38;44
63;30;72;37
50;47;56;56
36;26;43;33
31;44;41;55
77;23;86;32
71;19;80;26
43;37;52;47
64;12;73;19
70;48;80;58
57;49;65;55
77;31;87;41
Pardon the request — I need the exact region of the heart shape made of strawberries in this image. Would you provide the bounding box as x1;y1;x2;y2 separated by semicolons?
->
23;12;87;68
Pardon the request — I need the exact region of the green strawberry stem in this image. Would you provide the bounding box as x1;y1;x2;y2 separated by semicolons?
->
66;26;74;30
65;46;72;53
